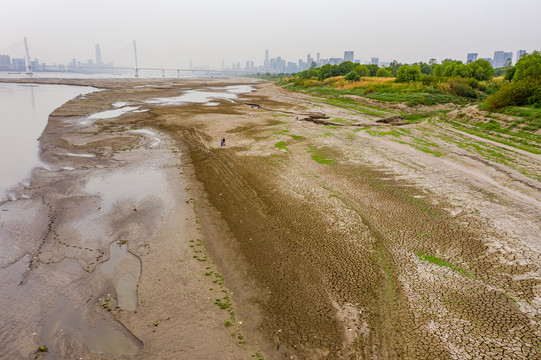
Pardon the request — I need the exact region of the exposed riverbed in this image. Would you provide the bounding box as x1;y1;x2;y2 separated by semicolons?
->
1;77;540;359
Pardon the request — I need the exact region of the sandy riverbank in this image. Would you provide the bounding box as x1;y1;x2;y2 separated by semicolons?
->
0;78;266;359
1;77;540;359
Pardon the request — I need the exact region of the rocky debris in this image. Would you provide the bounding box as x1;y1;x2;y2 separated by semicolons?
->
245;103;262;109
302;118;343;126
375;115;407;125
301;112;341;125
306;112;328;120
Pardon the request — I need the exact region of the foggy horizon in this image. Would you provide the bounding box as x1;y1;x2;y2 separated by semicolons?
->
1;0;539;69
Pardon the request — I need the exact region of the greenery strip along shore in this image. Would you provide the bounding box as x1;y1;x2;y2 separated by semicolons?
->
278;51;540;152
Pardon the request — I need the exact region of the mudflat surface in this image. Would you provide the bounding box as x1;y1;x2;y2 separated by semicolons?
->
0;78;540;359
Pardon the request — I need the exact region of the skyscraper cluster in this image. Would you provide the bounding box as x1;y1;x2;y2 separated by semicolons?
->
253;50;380;74
0;43;118;74
467;49;529;68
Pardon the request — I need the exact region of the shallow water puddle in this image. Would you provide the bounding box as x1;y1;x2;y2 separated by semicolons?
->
88;106;140;120
224;84;254;93
112;101;130;108
146;85;253;106
84;168;168;213
99;242;140;311
41;297;141;358
62;152;96;158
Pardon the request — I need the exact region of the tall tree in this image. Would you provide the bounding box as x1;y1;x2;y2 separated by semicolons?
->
354;65;370;77
395;64;422;82
513;51;541;81
389;60;402;76
468;59;493;81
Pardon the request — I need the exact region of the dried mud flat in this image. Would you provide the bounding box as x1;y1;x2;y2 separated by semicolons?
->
0;78;540;359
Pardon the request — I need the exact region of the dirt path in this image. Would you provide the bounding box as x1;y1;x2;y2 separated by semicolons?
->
1;78;539;359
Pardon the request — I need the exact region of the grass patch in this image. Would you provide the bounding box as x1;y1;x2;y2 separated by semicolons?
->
395;140;443;157
366;129;401;137
331;117;356;125
322;97;393;116
448;112;541;154
308;145;336;165
275;141;288;152
289;134;304;140
500;106;541;132
417;252;474;279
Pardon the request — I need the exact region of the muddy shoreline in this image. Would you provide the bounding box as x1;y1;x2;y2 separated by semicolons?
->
1;78;540;359
0;78;267;359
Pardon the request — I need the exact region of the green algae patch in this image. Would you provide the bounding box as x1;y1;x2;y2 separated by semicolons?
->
417;252;474;279
308;145;336;165
275;141;288;152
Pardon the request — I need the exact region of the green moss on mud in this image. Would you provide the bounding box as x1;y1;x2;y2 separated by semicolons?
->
275;141;288;152
417;252;474;279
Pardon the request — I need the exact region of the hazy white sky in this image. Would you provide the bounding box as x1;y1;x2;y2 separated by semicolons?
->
1;0;539;68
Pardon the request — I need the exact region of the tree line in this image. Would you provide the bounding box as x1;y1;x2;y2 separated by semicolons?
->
296;58;496;82
291;51;541;108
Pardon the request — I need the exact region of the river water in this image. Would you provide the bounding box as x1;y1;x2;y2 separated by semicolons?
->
0;83;95;200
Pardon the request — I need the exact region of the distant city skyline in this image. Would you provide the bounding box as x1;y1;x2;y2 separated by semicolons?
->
0;42;528;74
1;0;539;69
0;43;537;75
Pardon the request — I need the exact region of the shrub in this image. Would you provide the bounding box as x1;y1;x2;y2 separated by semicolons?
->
376;68;392;77
419;75;438;86
345;70;361;81
293;79;320;87
395;64;422;82
448;80;477;98
354;65;370;77
513;51;541;81
504;67;516;81
484;78;541;110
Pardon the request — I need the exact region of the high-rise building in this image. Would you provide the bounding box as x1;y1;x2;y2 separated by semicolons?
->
517;50;527;62
316;52;320;64
307;53;313;67
95;44;102;65
492;51;513;68
344;51;354;62
0;54;11;70
329;58;342;65
11;58;25;71
264;49;269;71
371;57;379;65
466;53;478;63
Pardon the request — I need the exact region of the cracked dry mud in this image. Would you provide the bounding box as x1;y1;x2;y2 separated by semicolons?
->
154;82;541;359
1;78;540;359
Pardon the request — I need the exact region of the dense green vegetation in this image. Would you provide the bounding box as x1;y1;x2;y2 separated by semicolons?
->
484;51;541;111
278;52;540;129
279;57;503;106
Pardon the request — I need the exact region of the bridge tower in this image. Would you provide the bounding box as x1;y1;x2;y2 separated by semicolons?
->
133;40;139;78
24;37;32;75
